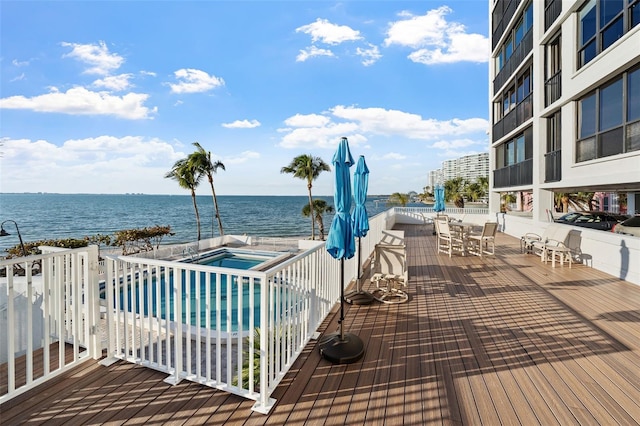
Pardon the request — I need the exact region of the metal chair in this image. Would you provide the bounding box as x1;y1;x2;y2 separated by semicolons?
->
370;244;409;304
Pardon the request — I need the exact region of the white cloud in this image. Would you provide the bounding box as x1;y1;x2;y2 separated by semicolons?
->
222;119;261;129
92;73;133;91
61;41;124;75
168;68;225;94
0;86;157;119
384;7;489;64
222;150;261;165
284;113;331;127
382;152;406;160
431;138;478;149
0;136;186;194
12;59;30;67
296;18;362;45
277;105;488;151
296;46;335;62
356;44;382;66
10;73;25;82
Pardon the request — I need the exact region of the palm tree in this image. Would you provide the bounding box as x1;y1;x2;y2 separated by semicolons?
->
165;158;203;241
445;177;466;208
189;142;226;236
387;192;410;207
302;199;334;241
281;154;331;240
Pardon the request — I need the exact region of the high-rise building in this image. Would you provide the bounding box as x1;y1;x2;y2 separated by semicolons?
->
489;0;640;217
428;153;489;189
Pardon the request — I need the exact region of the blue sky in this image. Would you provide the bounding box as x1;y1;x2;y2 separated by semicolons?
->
1;1;490;196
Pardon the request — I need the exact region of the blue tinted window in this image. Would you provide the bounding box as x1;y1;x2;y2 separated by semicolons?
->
602;16;624;50
633;2;640;28
524;3;533;31
599;78;623;131
600;0;623;27
516;136;525;162
515;21;524;45
581;40;597;67
580;0;597;46
629;68;640;121
505;36;513;59
579;93;597;138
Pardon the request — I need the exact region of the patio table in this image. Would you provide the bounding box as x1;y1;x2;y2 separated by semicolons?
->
448;222;481;255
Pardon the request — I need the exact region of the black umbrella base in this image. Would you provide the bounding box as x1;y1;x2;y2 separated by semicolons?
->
344;290;374;305
319;332;365;364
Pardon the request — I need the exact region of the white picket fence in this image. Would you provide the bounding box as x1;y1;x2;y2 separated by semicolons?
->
0;246;101;403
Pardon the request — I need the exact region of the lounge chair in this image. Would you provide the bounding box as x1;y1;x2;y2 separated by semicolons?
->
521;223;571;260
467;222;498;257
435;218;464;257
370;244;409;304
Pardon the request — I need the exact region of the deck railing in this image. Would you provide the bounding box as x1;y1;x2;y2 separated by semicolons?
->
100;211;393;414
0;246;101;403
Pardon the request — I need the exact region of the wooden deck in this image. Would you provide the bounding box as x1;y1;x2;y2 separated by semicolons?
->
3;224;640;425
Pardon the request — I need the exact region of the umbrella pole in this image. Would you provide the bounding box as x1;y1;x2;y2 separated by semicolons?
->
344;237;374;305
339;259;345;340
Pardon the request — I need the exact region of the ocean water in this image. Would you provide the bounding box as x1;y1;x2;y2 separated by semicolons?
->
0;193;399;253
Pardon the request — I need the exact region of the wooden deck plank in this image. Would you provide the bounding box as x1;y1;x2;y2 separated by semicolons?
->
3;226;640;425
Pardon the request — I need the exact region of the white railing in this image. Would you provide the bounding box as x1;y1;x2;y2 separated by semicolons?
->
1;211;398;412
0;245;101;403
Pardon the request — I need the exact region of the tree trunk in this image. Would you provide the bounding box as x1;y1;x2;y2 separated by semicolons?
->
209;176;224;236
191;190;201;241
307;183;315;240
317;215;325;240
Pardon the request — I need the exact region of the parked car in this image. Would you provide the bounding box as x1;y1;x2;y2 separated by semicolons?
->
612;215;640;237
555;211;629;231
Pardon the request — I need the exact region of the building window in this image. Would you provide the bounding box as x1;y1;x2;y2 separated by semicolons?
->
547;111;562;152
494;64;533;123
576;66;640;162
578;0;639;69
494;2;533;72
496;128;533;168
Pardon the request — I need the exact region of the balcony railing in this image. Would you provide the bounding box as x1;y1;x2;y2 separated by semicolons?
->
545;149;562;182
544;0;562;32
545;71;562;107
493;158;533;188
492;0;523;50
493;29;533;95
493;93;533;142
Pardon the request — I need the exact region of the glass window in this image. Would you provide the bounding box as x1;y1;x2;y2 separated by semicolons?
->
579;0;597;46
628;67;640;121
577;137;596;162
633;1;640;28
516;135;525;162
602;16;624;50
599;127;624;157
505;35;513;59
600;0;623;27
515;19;524;46
627;121;640;152
524;2;533;31
599;78;623;131
506;141;515;165
580;40;597;67
579;93;597;138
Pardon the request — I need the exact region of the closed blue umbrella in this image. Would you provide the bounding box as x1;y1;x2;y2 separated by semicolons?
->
325;138;355;260
433;184;446;235
345;156;373;305
434;184;446;213
319;137;364;364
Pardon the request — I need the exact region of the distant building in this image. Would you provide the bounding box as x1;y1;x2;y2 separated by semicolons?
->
489;0;640;216
428;152;489;189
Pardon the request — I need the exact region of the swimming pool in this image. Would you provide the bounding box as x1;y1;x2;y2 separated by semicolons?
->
182;247;287;270
116;248;290;334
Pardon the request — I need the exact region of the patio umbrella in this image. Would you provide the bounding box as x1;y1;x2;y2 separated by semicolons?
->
345;155;374;305
319;137;365;364
433;184;446;234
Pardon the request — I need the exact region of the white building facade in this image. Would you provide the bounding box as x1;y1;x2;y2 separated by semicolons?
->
429;152;489;189
489;0;640;218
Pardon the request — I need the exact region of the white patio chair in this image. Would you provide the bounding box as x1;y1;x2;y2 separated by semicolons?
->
370;244;409;304
467;222;498;257
435;218;464;257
